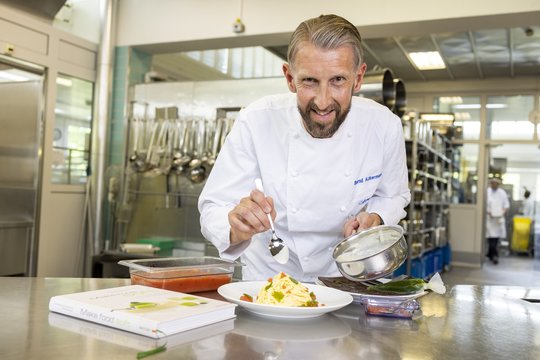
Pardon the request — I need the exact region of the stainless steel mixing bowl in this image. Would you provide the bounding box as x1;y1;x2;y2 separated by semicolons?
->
332;225;407;281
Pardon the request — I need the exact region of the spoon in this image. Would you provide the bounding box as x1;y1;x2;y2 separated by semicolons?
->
254;178;289;264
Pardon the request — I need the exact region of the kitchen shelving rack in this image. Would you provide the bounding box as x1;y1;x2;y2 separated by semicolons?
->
397;116;461;279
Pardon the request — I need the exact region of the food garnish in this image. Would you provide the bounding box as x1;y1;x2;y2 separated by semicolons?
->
367;273;446;295
240;293;253;302
255;272;320;307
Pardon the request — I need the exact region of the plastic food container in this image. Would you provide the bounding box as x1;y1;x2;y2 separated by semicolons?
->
362;297;420;319
118;257;244;293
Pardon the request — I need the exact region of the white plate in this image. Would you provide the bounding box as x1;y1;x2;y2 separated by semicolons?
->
314;279;427;303
217;281;353;319
233;311;352;341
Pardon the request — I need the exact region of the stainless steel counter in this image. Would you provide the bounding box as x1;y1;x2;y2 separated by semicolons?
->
1;277;540;359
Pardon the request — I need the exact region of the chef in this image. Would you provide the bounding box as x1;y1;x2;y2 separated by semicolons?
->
198;14;411;282
485;178;510;264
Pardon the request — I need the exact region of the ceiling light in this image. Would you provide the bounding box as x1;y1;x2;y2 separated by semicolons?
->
440;96;463;104
420;113;455;122
453;104;481;109
453;104;507;109
408;51;446;70
486;104;508;109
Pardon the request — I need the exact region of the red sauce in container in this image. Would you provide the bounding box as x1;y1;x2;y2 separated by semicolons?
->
130;271;232;293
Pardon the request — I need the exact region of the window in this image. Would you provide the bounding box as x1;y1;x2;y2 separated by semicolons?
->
184;46;283;79
490;143;540;202
456;144;480;204
52;75;93;184
486;95;535;140
433;96;481;140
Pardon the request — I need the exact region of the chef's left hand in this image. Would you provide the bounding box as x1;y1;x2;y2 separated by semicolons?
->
343;212;383;237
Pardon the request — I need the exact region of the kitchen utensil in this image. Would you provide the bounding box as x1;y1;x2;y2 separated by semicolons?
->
189;118;207;183
254;178;289;264
128;118;147;172
143;121;159;168
333;225;407;281
203;117;223;170
170;120;185;174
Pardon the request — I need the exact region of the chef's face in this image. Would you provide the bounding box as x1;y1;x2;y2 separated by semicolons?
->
283;42;366;138
490;180;500;190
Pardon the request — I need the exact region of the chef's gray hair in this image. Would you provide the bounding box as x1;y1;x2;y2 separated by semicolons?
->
287;14;364;69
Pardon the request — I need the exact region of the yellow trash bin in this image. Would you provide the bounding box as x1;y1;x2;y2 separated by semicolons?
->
511;217;532;254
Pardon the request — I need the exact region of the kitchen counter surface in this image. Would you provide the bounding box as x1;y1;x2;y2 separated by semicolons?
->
1;277;540;359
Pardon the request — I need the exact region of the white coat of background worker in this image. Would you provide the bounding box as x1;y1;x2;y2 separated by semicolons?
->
521;189;534;219
198;14;411;282
485;178;510;264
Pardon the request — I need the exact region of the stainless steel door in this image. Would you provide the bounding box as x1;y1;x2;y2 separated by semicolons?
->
0;78;43;276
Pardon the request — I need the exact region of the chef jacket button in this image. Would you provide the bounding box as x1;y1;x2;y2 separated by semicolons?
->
291;171;298;177
293;132;299;139
340;206;346;212
345;171;350;177
303;257;309;262
347;132;353;138
292;208;298;214
328;247;333;251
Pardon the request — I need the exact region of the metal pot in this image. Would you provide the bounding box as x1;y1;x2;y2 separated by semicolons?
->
393;78;407;117
356;68;395;108
332;225;407;281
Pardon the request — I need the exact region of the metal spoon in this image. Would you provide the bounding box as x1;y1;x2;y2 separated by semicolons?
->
254;178;289;264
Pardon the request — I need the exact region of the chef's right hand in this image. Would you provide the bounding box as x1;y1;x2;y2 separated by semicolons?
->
228;188;276;245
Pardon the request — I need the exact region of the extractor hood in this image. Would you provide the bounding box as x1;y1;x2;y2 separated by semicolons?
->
0;0;67;21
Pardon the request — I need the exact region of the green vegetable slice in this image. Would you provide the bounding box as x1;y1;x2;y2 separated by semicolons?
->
367;279;426;294
272;291;285;302
137;344;166;359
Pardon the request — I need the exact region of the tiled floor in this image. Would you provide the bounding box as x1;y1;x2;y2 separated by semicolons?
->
441;253;540;287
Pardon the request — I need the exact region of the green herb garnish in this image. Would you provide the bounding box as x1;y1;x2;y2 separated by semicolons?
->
272;291;285;302
302;300;319;307
290;277;299;284
137;344;166;359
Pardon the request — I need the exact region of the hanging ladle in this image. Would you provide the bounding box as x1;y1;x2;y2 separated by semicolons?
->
254;178;289;264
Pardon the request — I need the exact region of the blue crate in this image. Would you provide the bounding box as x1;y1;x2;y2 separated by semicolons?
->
411;258;425;279
442;243;452;267
433;248;443;273
423;251;434;278
392;261;407;277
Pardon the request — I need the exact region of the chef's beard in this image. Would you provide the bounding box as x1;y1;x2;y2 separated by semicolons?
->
298;98;351;138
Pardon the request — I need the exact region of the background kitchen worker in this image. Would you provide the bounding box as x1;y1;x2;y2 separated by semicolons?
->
485;178;510;264
521;189;534;219
198;14;411;282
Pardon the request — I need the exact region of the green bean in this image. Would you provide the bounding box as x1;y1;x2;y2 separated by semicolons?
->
136;344;166;359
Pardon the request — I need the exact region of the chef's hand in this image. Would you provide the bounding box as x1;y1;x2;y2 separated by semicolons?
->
228;189;276;245
343;212;383;238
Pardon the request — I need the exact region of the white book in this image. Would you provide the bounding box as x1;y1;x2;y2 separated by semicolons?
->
48;285;236;339
48;312;235;351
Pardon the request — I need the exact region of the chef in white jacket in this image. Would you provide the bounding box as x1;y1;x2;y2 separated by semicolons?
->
485;178;509;264
198;14;411;282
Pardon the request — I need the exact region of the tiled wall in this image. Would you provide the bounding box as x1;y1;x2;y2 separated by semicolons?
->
109;47;152;166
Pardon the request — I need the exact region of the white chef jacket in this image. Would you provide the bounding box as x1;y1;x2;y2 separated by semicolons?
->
522;197;534;219
198;93;411;282
486;187;510;238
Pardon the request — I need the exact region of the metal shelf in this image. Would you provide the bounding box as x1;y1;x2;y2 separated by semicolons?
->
403;118;459;278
